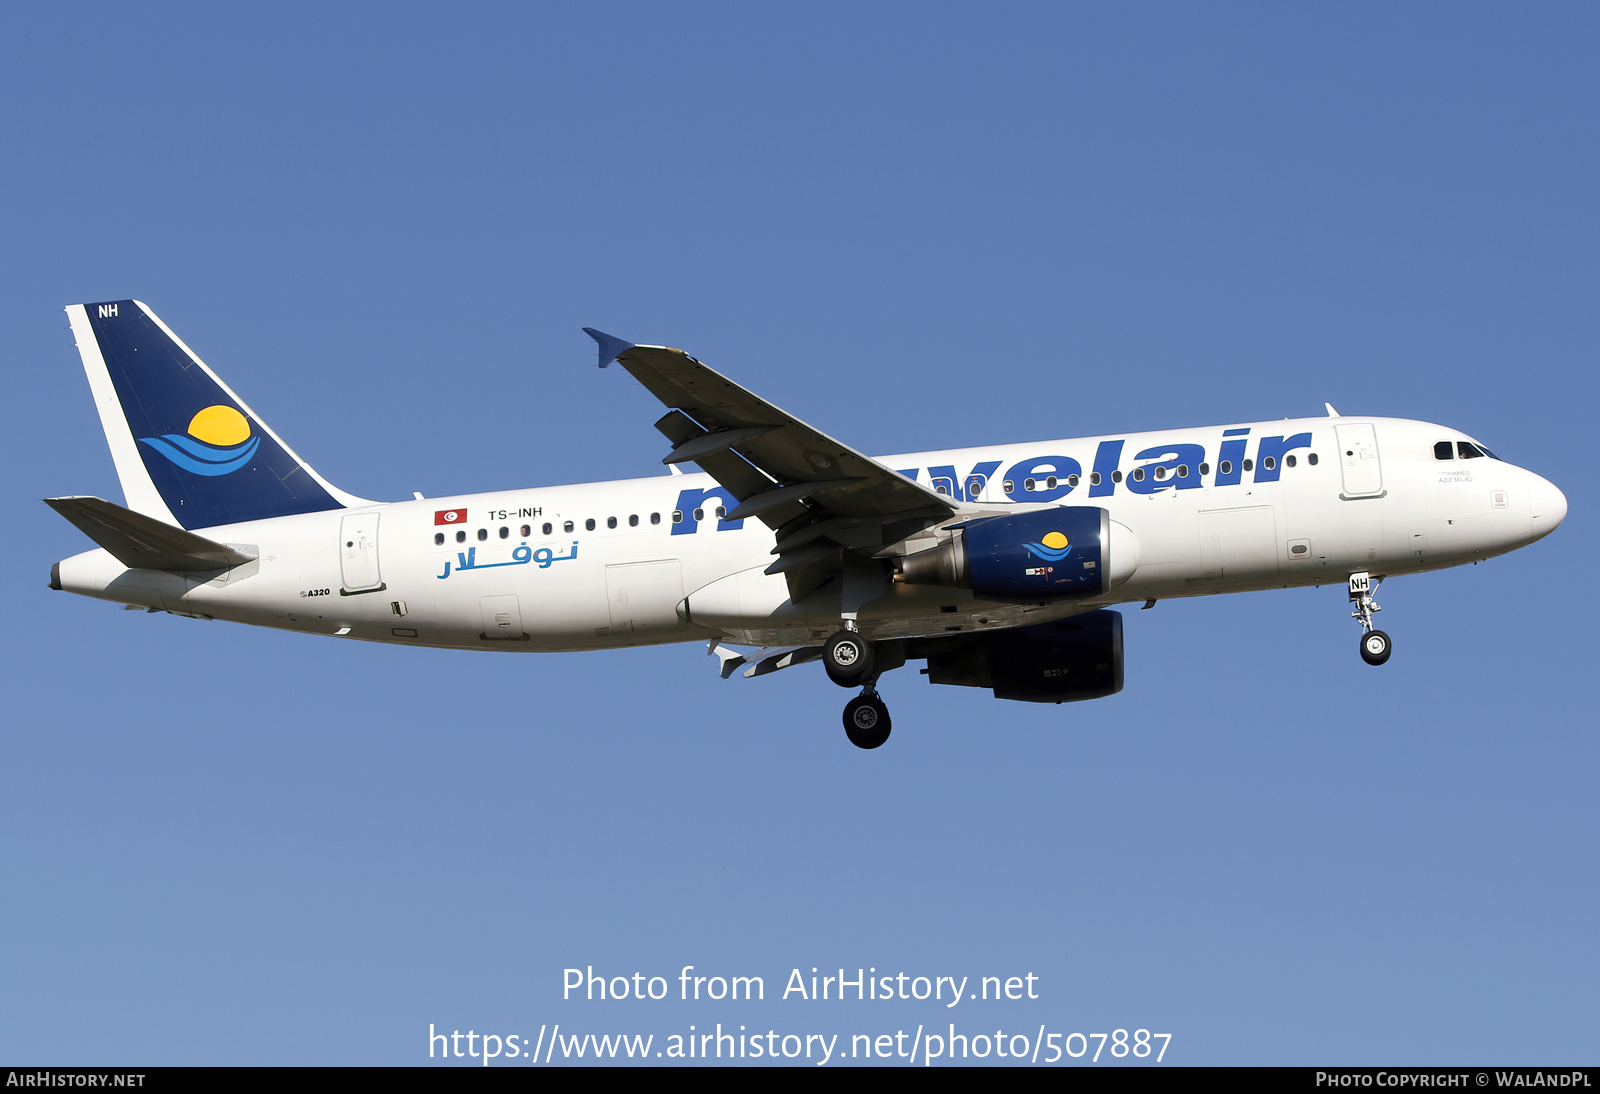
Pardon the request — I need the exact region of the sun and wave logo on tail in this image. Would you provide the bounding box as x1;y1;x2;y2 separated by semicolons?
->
1022;531;1072;562
137;405;260;476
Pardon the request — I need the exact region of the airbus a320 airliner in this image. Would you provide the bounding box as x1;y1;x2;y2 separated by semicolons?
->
48;301;1567;748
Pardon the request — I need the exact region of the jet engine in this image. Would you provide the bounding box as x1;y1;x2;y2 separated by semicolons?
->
918;610;1124;704
897;508;1139;600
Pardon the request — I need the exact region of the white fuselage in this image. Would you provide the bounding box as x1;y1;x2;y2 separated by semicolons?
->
54;416;1566;651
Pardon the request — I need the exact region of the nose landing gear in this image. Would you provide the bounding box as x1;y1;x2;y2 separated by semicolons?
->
1349;571;1391;666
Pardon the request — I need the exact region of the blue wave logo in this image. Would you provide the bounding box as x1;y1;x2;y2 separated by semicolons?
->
138;405;260;476
1022;531;1072;562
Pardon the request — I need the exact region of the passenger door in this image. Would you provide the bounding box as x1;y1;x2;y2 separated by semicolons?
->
339;512;383;593
1336;423;1384;498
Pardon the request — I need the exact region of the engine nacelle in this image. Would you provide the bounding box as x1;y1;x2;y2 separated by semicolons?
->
898;507;1139;600
921;610;1123;704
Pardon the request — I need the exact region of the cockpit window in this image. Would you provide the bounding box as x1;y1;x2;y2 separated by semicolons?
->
1434;441;1454;460
1458;441;1485;460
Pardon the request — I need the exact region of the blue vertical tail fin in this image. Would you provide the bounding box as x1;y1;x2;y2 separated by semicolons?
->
66;300;367;530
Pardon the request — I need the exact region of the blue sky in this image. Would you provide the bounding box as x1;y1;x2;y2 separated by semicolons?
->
2;2;1595;1066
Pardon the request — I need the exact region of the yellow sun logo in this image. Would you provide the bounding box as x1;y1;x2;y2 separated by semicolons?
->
137;404;259;476
186;405;252;446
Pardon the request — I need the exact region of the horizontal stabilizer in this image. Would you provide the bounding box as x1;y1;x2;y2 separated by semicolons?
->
44;496;256;572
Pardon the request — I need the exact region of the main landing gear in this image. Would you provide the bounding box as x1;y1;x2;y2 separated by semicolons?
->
843;688;891;750
823;628;874;686
825;627;892;749
1349;571;1392;666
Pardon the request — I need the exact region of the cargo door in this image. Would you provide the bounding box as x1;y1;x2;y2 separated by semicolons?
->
339;512;384;593
480;594;526;640
605;560;685;638
1198;506;1279;581
1336;423;1384;498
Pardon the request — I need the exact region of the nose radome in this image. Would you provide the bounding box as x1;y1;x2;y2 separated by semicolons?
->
1529;477;1568;537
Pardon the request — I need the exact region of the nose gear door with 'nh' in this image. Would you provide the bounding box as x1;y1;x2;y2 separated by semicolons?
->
339;512;385;594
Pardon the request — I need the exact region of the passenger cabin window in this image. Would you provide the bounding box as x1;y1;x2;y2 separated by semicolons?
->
1089;472;1101;486
1285;455;1296;468
1200;463;1210;476
456;530;466;543
542;523;552;535
520;524;531;537
607;516;617;529
1435;441;1455;460
671;510;683;524
1003;479;1015;492
1219;460;1231;476
1111;470;1123;483
564;521;574;533
1308;453;1319;465
477;528;488;541
434;532;444;546
628;514;639;527
1131;468;1145;482
1262;456;1276;471
650;513;661;525
1067;474;1079;487
1242;459;1254;472
499;526;509;539
585;518;596;531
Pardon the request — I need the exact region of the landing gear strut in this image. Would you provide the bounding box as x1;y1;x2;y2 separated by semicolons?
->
843;686;891;749
1349;571;1391;666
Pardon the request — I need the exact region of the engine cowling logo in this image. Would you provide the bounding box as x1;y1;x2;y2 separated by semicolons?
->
1022;531;1072;562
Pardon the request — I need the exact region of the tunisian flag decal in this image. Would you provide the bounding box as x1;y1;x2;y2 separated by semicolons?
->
434;508;468;526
